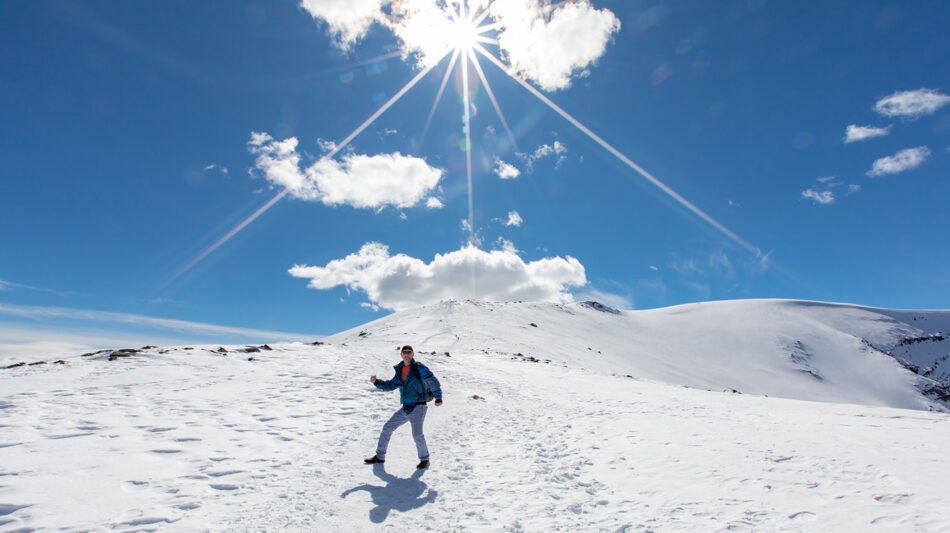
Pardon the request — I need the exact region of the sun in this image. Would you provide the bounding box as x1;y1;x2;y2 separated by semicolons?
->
452;15;481;51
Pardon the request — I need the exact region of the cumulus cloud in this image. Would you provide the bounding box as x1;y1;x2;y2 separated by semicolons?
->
504;210;523;227
288;242;587;310
302;0;618;91
801;189;835;205
248;132;442;209
425;197;444;209
844;124;891;143
867;146;931;177
299;0;386;48
490;0;621;91
874;89;950;119
493;158;521;179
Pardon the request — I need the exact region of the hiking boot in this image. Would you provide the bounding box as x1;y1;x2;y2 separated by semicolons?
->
364;455;385;464
416;460;429;469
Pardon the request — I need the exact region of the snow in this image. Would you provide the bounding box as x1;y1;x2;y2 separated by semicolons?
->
1;299;949;531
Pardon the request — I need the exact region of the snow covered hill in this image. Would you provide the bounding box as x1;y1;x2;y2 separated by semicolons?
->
2;299;950;531
328;299;950;411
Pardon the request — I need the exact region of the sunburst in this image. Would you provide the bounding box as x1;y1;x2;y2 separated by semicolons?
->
168;0;762;289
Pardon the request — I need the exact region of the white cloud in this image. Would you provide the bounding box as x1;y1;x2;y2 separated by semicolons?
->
0;278;68;296
801;189;835;205
532;140;567;159
248;132;443;209
288;242;587;310
874;88;950;119
817;175;837;183
303;0;619;91
649;265;659;271
490;0;621;91
847;184;862;194
0;303;314;354
504;210;523;227
493;158;521;179
494;237;519;254
425;197;444;209
518;140;567;171
867;146;931;177
389;0;463;67
299;0;386;49
844;124;891;143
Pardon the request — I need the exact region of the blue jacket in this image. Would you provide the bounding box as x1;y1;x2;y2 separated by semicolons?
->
375;360;443;404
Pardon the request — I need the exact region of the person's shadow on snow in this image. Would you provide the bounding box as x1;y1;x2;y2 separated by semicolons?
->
341;463;438;523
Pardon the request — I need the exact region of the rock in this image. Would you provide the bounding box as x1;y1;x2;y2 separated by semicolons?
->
29;361;47;366
579;301;622;315
5;362;26;369
246;346;261;353
81;349;110;357
529;323;538;328
261;345;273;351
141;345;158;350
312;341;325;346
109;349;138;361
248;357;257;361
358;330;369;337
215;347;228;354
54;360;68;365
184;347;195;350
444;351;451;357
472;395;485;400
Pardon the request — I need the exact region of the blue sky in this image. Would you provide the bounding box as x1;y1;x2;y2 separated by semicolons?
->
2;0;949;354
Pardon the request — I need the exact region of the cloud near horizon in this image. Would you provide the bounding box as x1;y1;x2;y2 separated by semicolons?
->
867;146;931;177
248;132;442;209
0;303;314;360
874;89;950;119
300;0;620;91
844;124;891;143
288;242;587;310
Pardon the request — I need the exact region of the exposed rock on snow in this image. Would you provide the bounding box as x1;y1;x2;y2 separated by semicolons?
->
579;300;622;314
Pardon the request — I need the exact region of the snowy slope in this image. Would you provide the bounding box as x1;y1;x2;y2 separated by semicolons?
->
2;342;950;531
327;299;950;410
2;298;950;531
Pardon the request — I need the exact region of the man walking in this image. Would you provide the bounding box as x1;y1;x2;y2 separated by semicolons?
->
365;345;443;469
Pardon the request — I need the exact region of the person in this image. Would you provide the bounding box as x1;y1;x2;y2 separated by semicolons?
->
364;345;443;469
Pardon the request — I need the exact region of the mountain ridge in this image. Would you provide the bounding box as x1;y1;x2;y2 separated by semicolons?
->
327;298;950;410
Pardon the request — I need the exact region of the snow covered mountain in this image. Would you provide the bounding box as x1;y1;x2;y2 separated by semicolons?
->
328;299;950;411
2;298;949;531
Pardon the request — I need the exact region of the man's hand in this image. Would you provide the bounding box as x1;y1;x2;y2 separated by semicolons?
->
370;375;377;385
434;399;443;406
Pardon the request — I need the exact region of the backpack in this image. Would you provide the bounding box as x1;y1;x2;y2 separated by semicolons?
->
411;363;435;402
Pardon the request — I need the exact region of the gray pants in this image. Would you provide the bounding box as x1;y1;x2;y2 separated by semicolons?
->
376;404;429;461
